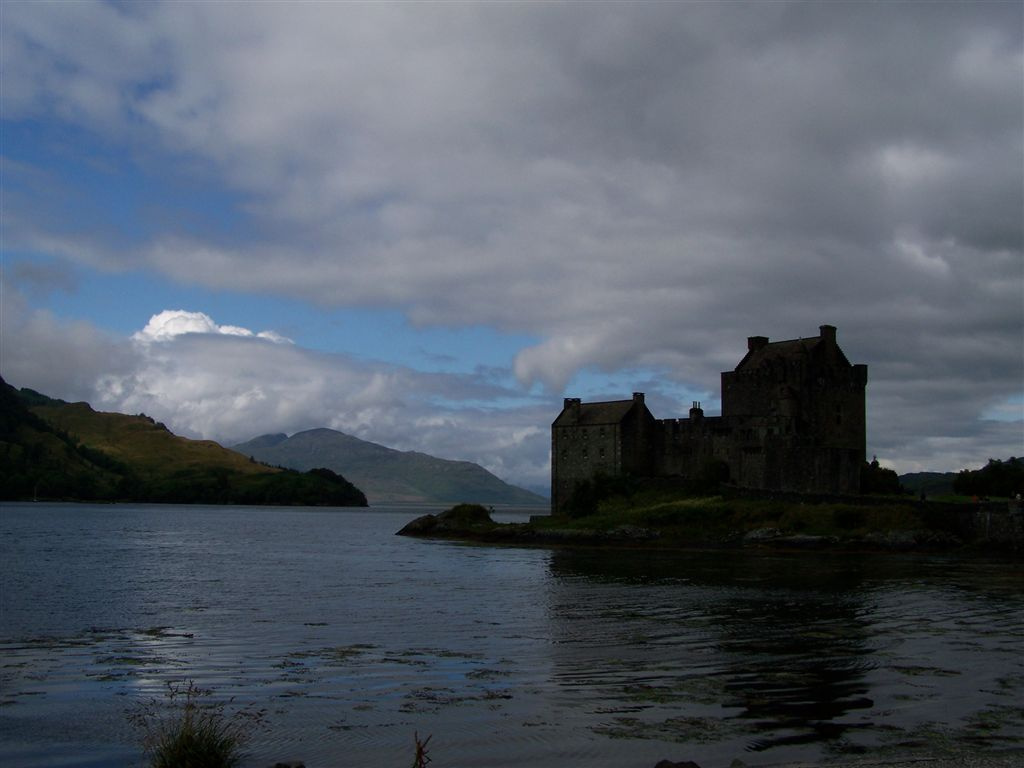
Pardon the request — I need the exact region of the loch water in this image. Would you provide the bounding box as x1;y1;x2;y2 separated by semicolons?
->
1;503;1022;768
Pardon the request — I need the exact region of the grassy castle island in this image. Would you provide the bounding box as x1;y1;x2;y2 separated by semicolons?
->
402;326;1022;553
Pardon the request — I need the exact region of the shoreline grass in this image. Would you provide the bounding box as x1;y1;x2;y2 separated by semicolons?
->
128;680;266;768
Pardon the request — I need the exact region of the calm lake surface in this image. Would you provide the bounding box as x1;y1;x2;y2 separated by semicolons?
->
1;503;1022;768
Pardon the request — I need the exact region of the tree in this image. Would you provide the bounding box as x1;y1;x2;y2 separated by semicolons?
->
953;458;1023;498
861;457;903;495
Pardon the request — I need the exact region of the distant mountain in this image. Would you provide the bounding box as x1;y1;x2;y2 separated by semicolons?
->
234;428;548;506
898;472;955;497
0;378;366;506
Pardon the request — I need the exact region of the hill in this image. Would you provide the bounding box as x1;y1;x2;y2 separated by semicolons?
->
1;377;125;500
233;428;547;506
0;378;366;506
899;460;1024;499
899;471;955;497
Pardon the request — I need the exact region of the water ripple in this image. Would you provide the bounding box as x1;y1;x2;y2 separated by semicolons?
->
2;504;1022;767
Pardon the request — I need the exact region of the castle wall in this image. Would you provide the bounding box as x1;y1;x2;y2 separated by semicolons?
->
551;394;656;513
551;423;621;511
621;404;658;477
653;415;730;478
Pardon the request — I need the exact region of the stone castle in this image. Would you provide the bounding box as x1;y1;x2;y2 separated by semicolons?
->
551;325;868;515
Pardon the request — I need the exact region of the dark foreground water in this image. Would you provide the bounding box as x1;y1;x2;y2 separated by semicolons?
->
1;503;1022;768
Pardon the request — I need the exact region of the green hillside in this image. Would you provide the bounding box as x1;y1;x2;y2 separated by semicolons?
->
899;472;955;497
0;378;366;506
0;378;125;500
234;428;547;505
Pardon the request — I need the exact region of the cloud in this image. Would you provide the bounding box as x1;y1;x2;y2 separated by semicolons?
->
1;299;553;492
132;309;292;344
0;287;139;403
9;260;79;298
2;2;1021;479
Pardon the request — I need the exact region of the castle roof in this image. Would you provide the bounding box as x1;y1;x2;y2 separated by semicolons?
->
736;337;819;370
734;328;851;372
553;398;641;427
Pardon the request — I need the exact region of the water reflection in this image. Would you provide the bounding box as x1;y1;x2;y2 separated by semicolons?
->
545;550;895;758
3;506;1023;768
715;587;874;751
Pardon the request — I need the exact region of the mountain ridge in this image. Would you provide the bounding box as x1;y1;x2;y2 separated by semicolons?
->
898;471;956;497
234;428;547;506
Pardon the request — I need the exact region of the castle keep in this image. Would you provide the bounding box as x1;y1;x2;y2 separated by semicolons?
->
551;325;868;515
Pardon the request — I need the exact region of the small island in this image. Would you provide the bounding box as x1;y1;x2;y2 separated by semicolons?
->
398;491;1023;552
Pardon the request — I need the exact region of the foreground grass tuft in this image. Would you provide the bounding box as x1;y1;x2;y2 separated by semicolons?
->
128;680;266;768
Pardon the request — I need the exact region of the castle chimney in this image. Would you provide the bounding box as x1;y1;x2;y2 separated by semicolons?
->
632;392;645;405
819;325;836;344
748;336;769;352
689;401;704;420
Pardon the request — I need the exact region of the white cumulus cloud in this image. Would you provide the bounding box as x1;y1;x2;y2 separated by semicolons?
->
132;309;293;344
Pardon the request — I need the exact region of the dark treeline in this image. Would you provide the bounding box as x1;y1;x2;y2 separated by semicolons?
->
953;458;1023;499
103;465;366;506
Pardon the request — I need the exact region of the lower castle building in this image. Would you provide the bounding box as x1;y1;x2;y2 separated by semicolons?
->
551;325;868;515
